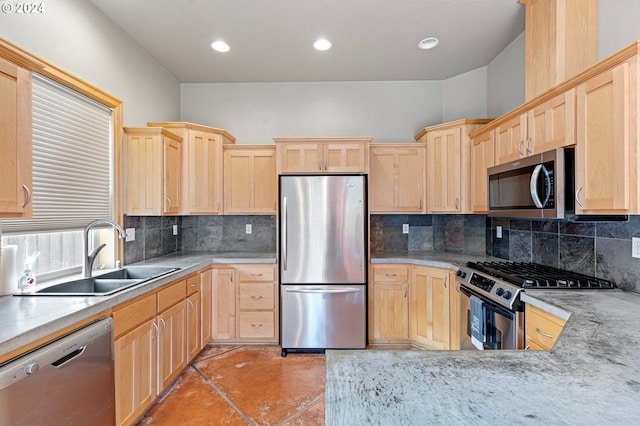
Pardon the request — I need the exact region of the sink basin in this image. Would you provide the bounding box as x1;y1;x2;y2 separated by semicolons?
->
18;266;180;296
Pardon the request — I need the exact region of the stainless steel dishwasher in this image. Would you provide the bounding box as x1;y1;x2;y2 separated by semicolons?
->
0;317;115;425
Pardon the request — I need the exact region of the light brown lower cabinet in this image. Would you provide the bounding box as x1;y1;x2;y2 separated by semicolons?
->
525;304;567;350
410;266;452;350
370;265;410;342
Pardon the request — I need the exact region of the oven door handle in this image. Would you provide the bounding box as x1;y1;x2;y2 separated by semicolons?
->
530;164;552;208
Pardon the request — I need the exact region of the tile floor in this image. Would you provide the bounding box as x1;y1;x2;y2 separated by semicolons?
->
139;345;326;425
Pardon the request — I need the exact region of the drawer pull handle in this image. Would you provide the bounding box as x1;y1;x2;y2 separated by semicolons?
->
187;299;194;310
190;283;198;287
535;328;555;339
251;295;264;299
385;274;397;278
250;273;263;277
151;322;159;339
251;323;263;328
22;185;31;208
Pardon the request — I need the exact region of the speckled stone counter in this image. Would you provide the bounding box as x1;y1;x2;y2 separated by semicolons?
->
370;251;496;269
326;289;640;425
0;251;275;359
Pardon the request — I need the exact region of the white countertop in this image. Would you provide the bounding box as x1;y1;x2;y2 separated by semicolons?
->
0;252;276;359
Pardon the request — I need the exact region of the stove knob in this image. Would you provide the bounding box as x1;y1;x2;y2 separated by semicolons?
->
456;270;467;279
25;362;39;375
495;288;504;296
502;291;512;300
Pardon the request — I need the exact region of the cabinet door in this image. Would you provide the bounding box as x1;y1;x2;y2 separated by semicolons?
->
125;133;162;215
277;142;322;173
428;128;463;212
186;131;222;214
114;318;158;426
372;282;409;341
200;269;212;348
410;266;451;350
470;130;495;213
323;141;367;173
158;301;187;392
495;113;527;164
370;146;425;213
212;268;236;339
527;89;575;154
163;136;181;214
575;62;630;214
0;57;32;217
186;292;200;362
525;304;567;350
224;147;276;214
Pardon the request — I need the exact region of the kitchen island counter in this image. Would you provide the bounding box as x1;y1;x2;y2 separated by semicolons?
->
326;288;640;424
0;251;276;360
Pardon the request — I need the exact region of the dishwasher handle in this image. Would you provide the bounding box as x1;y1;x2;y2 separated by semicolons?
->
51;345;87;368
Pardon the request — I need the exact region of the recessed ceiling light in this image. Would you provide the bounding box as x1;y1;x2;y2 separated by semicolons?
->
418;37;439;50
211;41;230;53
313;39;332;51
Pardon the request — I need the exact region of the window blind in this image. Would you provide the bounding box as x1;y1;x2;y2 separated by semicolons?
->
2;73;113;234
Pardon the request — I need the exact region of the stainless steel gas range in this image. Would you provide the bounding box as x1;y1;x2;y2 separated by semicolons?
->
455;261;615;350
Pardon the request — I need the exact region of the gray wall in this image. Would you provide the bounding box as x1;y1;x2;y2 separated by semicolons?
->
487;32;526;118
181;81;445;143
443;67;488;122
598;0;640;59
0;0;180;126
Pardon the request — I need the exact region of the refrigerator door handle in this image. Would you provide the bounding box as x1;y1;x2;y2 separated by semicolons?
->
282;195;287;271
283;287;362;294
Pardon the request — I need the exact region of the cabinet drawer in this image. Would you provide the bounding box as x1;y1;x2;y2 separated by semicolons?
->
238;283;275;310
186;274;200;296
157;279;187;312
112;293;156;338
238;312;275;338
525;305;567;350
237;265;274;282
372;265;409;282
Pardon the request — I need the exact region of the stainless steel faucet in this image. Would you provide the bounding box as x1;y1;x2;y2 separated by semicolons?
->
83;219;126;277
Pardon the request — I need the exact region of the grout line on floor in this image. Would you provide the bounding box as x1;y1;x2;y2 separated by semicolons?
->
274;396;325;426
192;362;256;426
194;344;245;363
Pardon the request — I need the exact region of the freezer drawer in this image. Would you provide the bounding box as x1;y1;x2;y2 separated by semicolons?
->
281;285;366;352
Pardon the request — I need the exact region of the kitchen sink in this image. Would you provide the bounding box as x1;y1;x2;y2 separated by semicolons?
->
18;266;180;296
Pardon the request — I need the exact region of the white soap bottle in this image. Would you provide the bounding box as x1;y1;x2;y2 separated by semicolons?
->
18;251;39;293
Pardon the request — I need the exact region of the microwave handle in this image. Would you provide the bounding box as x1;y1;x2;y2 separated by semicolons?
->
530;164;552;208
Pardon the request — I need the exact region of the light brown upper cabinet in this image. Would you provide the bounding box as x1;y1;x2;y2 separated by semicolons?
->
274;137;370;174
369;144;426;213
495;90;575;165
123;127;183;216
223;145;277;214
469;128;495;213
416;119;492;213
520;0;597;101
147;122;235;215
575;61;634;215
0;56;33;218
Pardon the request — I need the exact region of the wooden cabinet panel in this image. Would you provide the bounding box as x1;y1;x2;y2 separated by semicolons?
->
525;304;567;350
114;318;157;426
239;283;275;310
527;89;575;154
157;279;187;312
575;62;631;214
200;269;213;347
372;264;410;283
112;294;156;339
428;128;463;212
212;268;236;339
372;282;409;341
224;146;276;214
0;56;32;218
186;291;200;362
158;300;187;391
410;266;451;350
238;312;275;339
124;127;183;216
470;129;495;213
235;264;277;342
495;113;528;164
275;138;370;174
237;264;275;282
369;145;425;213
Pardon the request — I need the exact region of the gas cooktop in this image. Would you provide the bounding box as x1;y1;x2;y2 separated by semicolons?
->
465;261;616;290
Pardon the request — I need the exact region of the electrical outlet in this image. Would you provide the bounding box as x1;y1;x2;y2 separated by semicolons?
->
246;224;252;234
125;228;135;242
496;225;503;239
172;224;178;236
402;224;409;234
632;237;640;258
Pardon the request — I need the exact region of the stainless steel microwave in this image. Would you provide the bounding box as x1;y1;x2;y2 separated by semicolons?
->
487;148;566;218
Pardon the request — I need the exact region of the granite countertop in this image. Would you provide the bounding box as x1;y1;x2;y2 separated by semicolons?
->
0;251;276;359
370;251;499;269
326;288;640;425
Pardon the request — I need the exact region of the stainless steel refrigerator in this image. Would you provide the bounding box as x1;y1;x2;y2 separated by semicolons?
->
279;175;366;357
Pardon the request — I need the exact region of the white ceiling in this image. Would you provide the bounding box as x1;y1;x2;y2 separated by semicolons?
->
89;0;525;84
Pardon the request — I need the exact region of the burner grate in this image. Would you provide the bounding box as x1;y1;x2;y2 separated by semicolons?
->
466;261;615;289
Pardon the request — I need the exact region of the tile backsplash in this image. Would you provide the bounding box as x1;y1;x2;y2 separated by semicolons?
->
487;216;640;293
123;215;276;264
